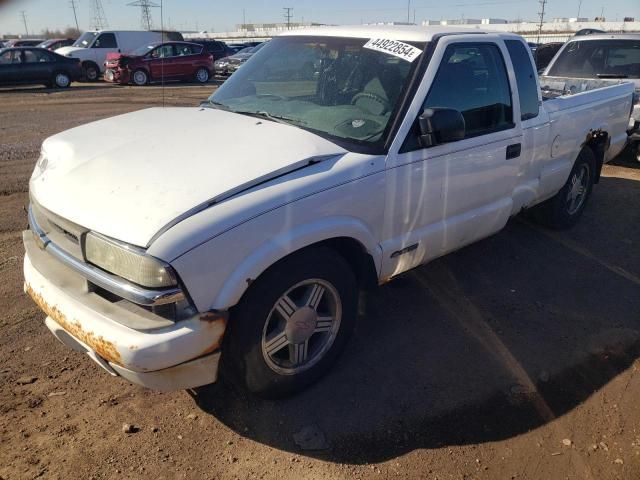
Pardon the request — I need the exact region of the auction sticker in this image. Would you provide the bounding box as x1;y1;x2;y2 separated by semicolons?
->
363;38;423;62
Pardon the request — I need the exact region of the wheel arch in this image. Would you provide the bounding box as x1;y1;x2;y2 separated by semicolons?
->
581;129;609;184
204;217;382;311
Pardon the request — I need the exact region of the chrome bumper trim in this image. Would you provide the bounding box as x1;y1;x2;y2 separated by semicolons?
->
28;205;184;307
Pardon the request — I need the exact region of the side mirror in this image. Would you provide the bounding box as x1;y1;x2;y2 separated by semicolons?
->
418;107;465;148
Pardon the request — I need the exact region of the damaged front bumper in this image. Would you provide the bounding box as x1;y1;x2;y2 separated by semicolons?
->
23;229;226;391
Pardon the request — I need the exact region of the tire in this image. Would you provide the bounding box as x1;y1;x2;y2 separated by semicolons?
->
194;67;210;84
132;69;149;86
83;62;99;82
222;246;358;398
531;146;596;229
52;71;71;88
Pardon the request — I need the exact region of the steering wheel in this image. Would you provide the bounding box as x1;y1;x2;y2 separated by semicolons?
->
256;93;287;101
350;92;391;115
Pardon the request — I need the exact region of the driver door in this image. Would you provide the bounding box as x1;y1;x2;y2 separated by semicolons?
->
380;37;522;280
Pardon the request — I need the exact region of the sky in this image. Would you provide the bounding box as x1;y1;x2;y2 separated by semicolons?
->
0;0;638;35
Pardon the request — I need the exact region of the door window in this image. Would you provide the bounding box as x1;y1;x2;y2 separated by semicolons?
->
0;50;21;64
175;44;196;56
150;44;175;59
505;39;539;120
23;50;53;63
422;43;513;139
93;33;117;49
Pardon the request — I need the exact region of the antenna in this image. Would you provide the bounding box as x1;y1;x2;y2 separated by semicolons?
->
127;0;160;31
283;7;293;30
69;0;80;31
20;10;29;36
90;0;109;30
537;0;547;44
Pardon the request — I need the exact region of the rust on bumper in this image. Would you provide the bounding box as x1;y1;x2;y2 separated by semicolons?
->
25;283;123;366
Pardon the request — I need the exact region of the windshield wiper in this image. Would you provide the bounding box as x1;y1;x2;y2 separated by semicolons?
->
596;73;629;79
199;99;230;110
235;110;307;126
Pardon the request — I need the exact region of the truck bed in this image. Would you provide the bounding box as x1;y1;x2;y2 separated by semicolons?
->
539;75;632;101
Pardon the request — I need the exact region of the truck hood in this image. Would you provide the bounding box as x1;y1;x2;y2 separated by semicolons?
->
30;107;346;247
55;46;85;56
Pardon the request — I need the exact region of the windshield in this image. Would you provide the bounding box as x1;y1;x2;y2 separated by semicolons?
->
73;32;98;48
131;44;157;56
548;39;640;79
209;36;425;150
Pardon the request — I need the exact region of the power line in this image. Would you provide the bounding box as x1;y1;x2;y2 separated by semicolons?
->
69;0;80;31
20;10;29;36
127;0;160;31
537;0;547;43
90;0;109;30
283;7;293;30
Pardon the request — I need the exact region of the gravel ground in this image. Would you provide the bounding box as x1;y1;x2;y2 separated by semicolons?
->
1;81;639;480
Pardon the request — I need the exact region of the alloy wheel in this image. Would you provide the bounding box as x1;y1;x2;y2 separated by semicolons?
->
261;279;342;375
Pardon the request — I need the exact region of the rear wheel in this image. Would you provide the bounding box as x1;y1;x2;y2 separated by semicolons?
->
132;69;149;86
195;67;210;83
531;146;596;229
222;247;358;398
53;71;71;88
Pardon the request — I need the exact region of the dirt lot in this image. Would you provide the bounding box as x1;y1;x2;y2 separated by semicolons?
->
1;82;639;480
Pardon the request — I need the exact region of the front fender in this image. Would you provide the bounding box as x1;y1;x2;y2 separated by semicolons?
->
172;214;382;312
212;216;382;309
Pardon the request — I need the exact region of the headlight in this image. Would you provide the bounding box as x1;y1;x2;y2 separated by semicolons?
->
84;232;177;288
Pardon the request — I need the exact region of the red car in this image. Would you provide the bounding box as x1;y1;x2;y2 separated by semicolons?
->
103;41;213;86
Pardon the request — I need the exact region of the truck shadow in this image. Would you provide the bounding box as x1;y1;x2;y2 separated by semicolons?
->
191;174;640;464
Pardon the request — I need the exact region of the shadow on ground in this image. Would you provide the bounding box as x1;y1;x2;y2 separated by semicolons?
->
191;161;640;464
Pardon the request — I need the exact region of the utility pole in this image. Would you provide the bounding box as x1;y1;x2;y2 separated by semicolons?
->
90;0;109;30
537;0;547;44
127;0;159;31
577;0;582;19
407;0;411;23
242;9;246;27
283;7;293;30
20;10;29;36
69;0;80;31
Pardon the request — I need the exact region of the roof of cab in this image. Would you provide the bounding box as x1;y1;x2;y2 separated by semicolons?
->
278;24;517;42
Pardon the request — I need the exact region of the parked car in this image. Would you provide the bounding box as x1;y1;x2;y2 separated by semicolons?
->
213;42;266;76
542;34;640;160
189;39;235;61
534;42;564;71
0;47;82;88
56;30;178;81
4;39;45;47
24;26;634;397
37;38;75;51
574;28;605;36
104;41;213;85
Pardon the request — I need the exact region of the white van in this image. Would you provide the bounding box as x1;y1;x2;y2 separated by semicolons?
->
55;30;181;81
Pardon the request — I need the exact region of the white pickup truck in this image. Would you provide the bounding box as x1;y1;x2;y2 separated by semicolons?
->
24;26;635;397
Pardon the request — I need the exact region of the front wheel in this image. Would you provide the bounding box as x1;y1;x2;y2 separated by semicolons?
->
531;146;596;229
222;247;358;398
83;63;99;82
132;69;149;86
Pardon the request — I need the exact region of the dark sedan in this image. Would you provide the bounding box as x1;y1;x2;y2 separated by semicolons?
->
213;42;266;76
0;47;83;88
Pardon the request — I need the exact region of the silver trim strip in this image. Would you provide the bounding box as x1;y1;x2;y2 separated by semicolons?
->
28;206;184;307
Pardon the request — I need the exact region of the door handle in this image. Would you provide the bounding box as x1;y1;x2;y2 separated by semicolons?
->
506;143;521;160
